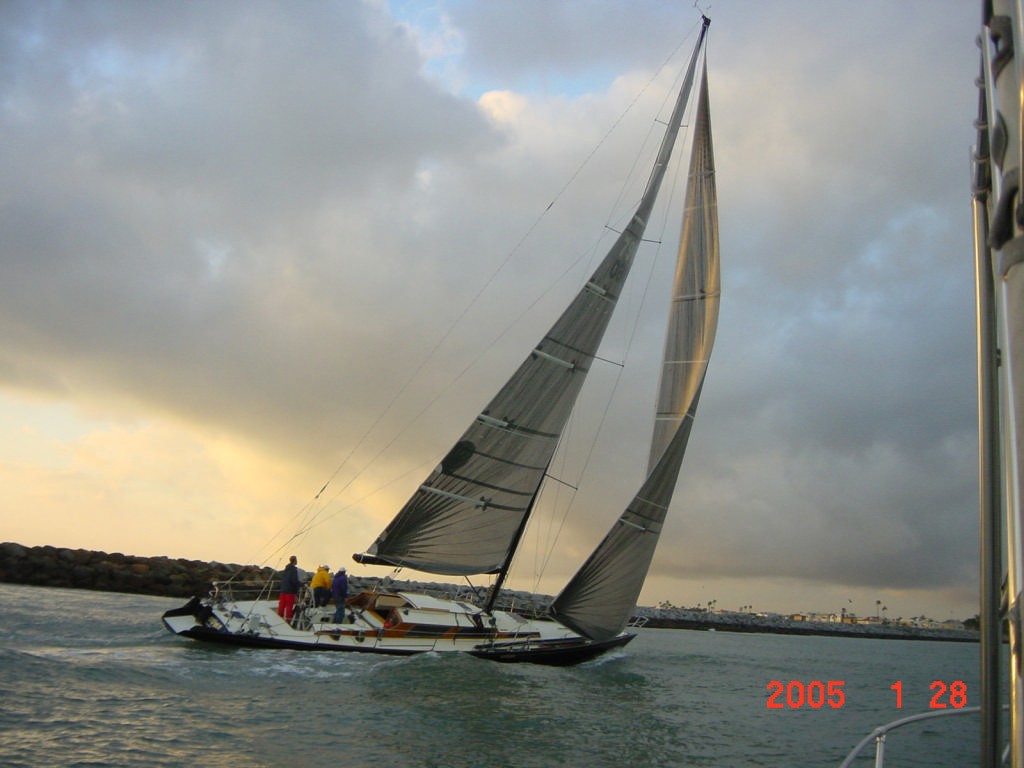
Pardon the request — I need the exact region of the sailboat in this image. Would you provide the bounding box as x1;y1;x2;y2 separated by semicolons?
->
163;15;718;665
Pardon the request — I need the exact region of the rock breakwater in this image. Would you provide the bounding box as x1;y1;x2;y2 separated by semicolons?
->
0;542;275;598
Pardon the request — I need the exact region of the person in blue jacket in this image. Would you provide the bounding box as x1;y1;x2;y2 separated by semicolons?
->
331;567;349;623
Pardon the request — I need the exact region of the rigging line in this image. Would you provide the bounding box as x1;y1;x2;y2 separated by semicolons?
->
626;57;703;375
528;386;578;593
600;53;704;369
603;20;705;230
461;576;488;603
531;354;630;584
529;442;578;593
316;196;632;549
518;59;707;596
543;473;579;491
303;212;617;536
592;353;626;368
284;22;705;543
234;495;321;576
527;237;660;586
291;21;711;554
529;59;703;590
546;16;704;247
297;455;438;536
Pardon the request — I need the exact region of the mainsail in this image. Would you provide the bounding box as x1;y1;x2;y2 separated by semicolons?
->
354;18;712;578
550;57;719;642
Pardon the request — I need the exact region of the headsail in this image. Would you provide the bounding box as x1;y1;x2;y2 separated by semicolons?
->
550;56;719;642
648;61;720;472
354;17;712;578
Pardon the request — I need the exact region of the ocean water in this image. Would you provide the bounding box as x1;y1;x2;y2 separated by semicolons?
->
0;583;981;767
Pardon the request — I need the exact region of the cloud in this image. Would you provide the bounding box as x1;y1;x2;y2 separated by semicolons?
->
0;0;982;618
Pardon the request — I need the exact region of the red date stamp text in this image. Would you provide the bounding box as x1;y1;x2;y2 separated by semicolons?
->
766;680;968;709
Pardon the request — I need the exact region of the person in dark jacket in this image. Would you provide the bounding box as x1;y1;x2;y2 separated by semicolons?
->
331;567;349;623
277;555;300;621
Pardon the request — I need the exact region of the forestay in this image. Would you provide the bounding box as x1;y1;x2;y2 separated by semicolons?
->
551;57;719;642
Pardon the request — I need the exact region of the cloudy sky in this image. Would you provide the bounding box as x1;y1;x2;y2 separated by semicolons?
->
1;0;980;620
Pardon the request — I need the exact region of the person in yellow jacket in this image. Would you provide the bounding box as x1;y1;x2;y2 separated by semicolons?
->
310;565;332;607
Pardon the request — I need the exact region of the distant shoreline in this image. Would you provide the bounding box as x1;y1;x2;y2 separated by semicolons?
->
0;542;978;643
636;612;979;643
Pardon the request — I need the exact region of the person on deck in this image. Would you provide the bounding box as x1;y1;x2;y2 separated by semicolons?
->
331;567;349;623
277;555;300;621
311;564;331;607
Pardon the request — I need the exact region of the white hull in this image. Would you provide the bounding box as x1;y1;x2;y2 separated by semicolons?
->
162;585;635;664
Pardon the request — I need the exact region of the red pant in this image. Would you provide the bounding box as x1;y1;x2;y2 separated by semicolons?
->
277;592;296;620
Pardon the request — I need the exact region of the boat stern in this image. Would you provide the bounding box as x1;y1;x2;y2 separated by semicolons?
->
162;595;218;636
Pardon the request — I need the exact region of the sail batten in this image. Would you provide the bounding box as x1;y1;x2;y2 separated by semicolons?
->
532;349;577;369
355;18;712;580
551;52;718;643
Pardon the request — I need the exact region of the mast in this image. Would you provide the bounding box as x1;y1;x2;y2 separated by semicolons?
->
484;476;543;614
354;17;712;590
974;26;1002;768
977;2;1024;764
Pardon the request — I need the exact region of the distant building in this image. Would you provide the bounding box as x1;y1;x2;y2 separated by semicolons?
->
788;612;839;623
807;612;839;623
